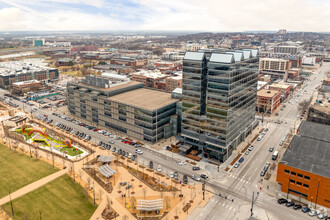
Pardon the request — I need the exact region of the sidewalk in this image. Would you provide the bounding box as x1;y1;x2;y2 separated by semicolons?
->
0;169;67;206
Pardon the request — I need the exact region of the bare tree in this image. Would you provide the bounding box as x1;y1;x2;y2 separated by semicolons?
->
87;177;91;189
106;196;112;208
78;169;83;180
172;191;176;199
98;188;103;200
165;196;170;209
142;187;147;199
130;196;136;209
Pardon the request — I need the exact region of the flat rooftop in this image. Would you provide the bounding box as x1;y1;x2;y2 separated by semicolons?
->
257;89;280;98
76;81;142;92
269;83;290;89
108;88;177;111
297;120;330;143
280;121;330;178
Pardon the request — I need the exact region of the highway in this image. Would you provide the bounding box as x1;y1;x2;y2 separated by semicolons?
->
1;63;329;219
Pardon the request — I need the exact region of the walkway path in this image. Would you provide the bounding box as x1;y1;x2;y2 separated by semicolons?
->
0;169;67;206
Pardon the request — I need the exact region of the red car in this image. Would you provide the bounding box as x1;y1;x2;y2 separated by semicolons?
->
124;140;131;144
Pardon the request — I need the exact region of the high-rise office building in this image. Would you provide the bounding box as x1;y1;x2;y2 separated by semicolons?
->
181;49;259;162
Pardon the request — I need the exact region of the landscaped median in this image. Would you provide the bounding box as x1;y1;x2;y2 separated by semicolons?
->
1;175;97;220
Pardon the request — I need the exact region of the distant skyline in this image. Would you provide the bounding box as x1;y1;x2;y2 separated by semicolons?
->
0;0;329;32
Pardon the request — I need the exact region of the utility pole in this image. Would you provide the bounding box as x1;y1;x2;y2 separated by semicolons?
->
315;180;320;209
9;191;14;217
250;192;254;216
93;182;96;206
202;179;205;200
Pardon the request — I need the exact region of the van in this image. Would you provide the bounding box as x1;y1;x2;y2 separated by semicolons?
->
272;151;278;160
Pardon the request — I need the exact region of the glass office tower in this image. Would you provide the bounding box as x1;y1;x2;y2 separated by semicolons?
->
181;49;259;162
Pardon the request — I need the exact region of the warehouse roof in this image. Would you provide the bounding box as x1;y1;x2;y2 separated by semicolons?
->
108;88;177;111
280;121;330;178
297;121;330;143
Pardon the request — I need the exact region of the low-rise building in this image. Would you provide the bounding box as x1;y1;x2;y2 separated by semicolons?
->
110;57;147;67
0;62;59;90
259;57;290;80
269;84;290;101
131;70;167;89
165;75;182;92
11;80;43;95
277;121;330;208
274;45;301;55
67;74;179;143
3;116;28;127
256;89;281;114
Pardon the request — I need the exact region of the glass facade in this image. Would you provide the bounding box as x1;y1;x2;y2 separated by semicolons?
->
181;50;259;162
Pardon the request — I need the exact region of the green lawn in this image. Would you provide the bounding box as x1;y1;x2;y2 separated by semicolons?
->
0;143;58;198
2;175;97;220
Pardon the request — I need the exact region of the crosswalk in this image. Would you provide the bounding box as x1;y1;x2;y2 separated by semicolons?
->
194;196;238;220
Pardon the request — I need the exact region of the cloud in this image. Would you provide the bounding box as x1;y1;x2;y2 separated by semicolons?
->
0;0;329;31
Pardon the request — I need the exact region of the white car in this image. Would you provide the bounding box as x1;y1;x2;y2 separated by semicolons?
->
309;210;317;216
317;213;327;219
234;162;239;168
128;153;132;158
157;165;162;172
192;175;200;181
135;149;143;155
169;172;174;178
179;161;186;165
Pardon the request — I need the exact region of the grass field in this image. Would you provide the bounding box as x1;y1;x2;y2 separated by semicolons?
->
2;175;97;220
0;143;58;198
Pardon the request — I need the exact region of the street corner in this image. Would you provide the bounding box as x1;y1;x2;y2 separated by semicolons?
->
234;204;280;220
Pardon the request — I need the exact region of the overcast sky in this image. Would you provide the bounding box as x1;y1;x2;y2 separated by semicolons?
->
0;0;329;32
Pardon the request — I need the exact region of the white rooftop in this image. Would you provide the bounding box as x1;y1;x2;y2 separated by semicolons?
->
0;61;55;76
132;70;166;79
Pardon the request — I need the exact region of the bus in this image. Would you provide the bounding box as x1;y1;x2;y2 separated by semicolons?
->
272;151;278;160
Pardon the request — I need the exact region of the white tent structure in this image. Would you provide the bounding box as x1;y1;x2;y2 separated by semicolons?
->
97;164;117;178
136;199;163;211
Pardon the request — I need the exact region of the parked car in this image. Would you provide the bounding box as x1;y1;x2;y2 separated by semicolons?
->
192;175;200;181
302;207;310;213
293;204;302;210
179;161;186;165
317;213;327;219
260;170;266;176
248;145;254;151
238;157;244;163
269;147;274;152
132;155;136;161
136;149;143;155
286;201;295;207
277;198;287;204
234;162;239;168
169;172;174;178
157;165;162;172
174;172;178;180
192;166;200;171
245;150;249;155
309;210;317;216
200;174;208;179
149;161;153;169
126;185;132;190
183;175;188;184
120;182;127;186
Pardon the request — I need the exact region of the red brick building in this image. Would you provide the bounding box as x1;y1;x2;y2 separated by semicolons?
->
277;121;330;208
256;89;281;114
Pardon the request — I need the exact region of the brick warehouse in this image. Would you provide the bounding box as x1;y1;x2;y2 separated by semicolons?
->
276;121;330;208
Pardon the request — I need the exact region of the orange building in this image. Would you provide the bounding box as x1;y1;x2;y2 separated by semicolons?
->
276;121;330;208
256;89;281;114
